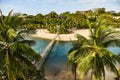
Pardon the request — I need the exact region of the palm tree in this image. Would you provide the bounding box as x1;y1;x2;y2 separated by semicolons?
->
67;34;88;80
0;10;41;80
68;19;120;80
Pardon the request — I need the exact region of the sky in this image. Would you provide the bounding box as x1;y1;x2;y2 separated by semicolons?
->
0;0;120;15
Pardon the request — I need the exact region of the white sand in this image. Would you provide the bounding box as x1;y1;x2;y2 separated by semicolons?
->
31;28;120;41
31;29;90;41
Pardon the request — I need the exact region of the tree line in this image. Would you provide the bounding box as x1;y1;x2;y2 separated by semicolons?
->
5;8;120;34
0;8;120;80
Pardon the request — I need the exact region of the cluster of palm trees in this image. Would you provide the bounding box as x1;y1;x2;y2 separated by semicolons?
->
0;10;45;80
68;18;120;80
17;8;120;34
0;9;120;80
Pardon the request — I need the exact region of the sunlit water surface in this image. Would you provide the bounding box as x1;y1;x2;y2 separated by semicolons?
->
31;38;120;79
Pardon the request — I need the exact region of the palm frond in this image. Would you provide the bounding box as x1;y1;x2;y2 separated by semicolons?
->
102;31;120;46
4;10;13;24
9;15;22;29
68;50;78;60
87;19;93;37
14;53;35;67
17;39;35;46
0;42;4;48
77;51;95;75
10;43;41;61
0;10;5;27
6;28;17;42
100;48;120;77
11;39;35;46
5;49;16;80
6;50;27;80
74;34;88;44
17;29;28;35
15;33;35;45
93;53;105;80
99;27;115;39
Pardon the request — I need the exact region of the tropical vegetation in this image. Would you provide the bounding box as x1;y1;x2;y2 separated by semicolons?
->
0;7;120;80
4;8;120;34
0;10;45;80
68;18;120;80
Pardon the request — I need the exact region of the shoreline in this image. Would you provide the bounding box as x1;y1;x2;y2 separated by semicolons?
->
31;29;90;41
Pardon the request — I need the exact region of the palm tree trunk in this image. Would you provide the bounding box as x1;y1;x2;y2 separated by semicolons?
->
73;64;77;80
90;72;92;80
74;68;76;80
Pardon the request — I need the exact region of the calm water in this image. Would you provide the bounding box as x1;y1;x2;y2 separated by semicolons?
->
32;38;51;54
32;38;73;75
32;38;120;78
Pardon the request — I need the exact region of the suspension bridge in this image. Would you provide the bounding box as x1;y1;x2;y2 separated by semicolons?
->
36;32;59;69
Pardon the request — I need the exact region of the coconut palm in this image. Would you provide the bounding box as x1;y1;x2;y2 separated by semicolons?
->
67;34;88;80
0;10;41;80
68;19;120;80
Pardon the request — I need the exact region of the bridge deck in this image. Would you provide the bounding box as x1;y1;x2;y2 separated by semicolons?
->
36;32;59;69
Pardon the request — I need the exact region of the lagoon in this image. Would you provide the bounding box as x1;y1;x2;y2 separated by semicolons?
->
32;38;120;79
32;38;73;79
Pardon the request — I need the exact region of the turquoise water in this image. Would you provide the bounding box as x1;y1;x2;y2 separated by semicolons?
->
32;38;73;75
44;41;72;74
32;38;51;54
31;38;120;77
32;38;120;55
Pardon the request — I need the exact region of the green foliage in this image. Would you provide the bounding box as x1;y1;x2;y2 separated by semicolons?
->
0;10;44;80
11;8;119;34
68;19;120;80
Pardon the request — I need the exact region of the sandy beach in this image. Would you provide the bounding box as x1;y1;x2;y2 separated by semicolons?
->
31;28;120;41
31;29;90;41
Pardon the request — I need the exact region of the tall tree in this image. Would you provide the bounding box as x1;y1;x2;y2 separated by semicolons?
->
0;10;41;80
94;8;106;16
68;34;88;80
68;19;120;80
